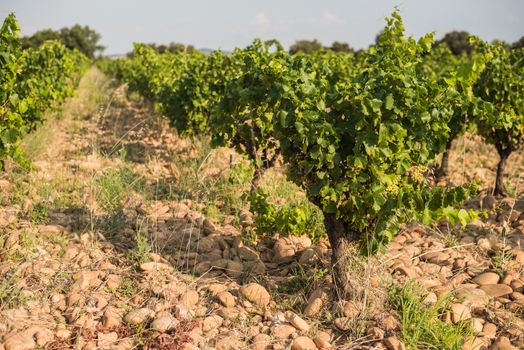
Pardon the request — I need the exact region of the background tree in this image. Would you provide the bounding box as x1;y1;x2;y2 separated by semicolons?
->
289;39;322;54
21;24;104;58
512;36;524;50
437;31;473;56
329;41;353;53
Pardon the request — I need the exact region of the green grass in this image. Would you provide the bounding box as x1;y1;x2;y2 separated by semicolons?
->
390;282;473;350
127;228;152;264
92;163;145;212
0;271;28;310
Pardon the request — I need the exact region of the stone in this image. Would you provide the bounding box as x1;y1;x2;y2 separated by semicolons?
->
208;283;228;295
480;284;513;297
98;332;118;349
481;195;496;210
240;283;271;307
140;261;173;272
471;318;484;333
179;290;199;308
272;324;296;339
103;308;122;328
367;327;385;339
482;323;497;339
313;332;332;349
381;315;399;331
455;288;489;308
451;303;471;323
202;315;223;332
384;337;405;350
490;336;518;350
334;317;352;331
462;336;487;350
304;288;327;317
251;334;271;350
292;336;318;350
285;311;310;332
217;291;236;307
151;316;178;332
226;260;244;277
238;246;259;261
34;328;54;347
477;238;492;251
124;308;154;325
394;265;417;278
472;272;500;286
4;333;36;350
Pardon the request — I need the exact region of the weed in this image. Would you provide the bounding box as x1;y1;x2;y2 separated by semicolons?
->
127;228;152;264
0;271;27;310
117;275;139;298
389;281;473;350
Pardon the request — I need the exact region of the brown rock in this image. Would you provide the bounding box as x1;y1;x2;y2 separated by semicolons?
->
97;332;118;349
480;284;513;297
151;316;179;332
313;332;332;349
384;337;406;350
240;283;271;307
217;291;236;307
140;261;173;272
238;246;259;261
203;315;223;332
180;290;199;308
490;336;518;350
103;307;122;328
285;311;310;332
124;308;154;325
472;272;500;286
226;260;244;277
251;334;271;350
482;323;497;339
4;333;36;350
292;336;318;350
334;317;352;331
272;324;296;339
451;303;471;323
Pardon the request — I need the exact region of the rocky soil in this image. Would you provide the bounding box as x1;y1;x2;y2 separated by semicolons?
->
0;68;523;350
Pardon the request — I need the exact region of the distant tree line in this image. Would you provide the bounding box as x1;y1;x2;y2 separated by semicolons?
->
289;32;524;55
21;24;104;59
126;42;195;58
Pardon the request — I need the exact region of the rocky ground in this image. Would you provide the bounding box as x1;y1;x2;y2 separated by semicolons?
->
0;68;523;350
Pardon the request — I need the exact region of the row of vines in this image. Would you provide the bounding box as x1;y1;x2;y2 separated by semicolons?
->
0;13;88;168
100;12;524;295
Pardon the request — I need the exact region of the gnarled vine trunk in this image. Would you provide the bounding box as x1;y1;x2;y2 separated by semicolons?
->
494;144;511;197
324;213;360;299
435;138;454;179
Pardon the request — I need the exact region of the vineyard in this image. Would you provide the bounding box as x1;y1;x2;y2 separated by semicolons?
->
1;10;524;350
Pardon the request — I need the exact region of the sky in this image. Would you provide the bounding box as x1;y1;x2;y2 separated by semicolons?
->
1;0;523;55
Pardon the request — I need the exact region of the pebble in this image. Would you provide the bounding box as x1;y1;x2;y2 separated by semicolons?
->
450;303;471;323
124;308;154;325
292;336;318;350
151;316;179;332
180;290;199;308
479;284;513;297
334;317;352;331
313;332;332;349
217;291;236;307
383;337;405;350
472;272;500;286
490;336;518;350
240;283;271;307
4;333;36;350
285;311;310;332
251;334;271;350
140;261;173;272
203;315;223;332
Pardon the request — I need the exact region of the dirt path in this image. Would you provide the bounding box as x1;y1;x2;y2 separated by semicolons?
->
0;67;523;350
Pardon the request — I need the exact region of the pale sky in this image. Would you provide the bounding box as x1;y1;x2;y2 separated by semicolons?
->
1;0;523;55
